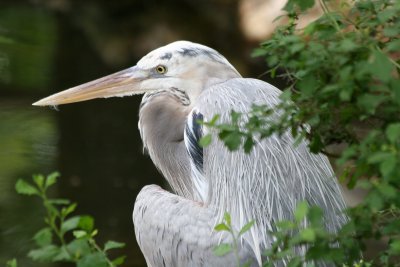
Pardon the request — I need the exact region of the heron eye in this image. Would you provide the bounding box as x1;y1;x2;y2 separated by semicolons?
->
155;65;167;74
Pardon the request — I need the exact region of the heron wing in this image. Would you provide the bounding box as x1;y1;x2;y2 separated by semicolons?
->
133;185;258;267
192;78;347;264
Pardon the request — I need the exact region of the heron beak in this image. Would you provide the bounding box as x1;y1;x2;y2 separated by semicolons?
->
33;66;148;106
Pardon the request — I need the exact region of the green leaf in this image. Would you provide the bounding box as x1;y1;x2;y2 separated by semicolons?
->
386;123;400;143
379;155;396;178
389;240;400;254
79;215;94;232
294;201;309;222
28;245;60;262
275;220;296;230
220;131;242;151
77;252;108;267
73;230;87;239
6;258;17;267
299;228;316;242
199;134;212;147
66;239;91;257
208;115;220;126
213;243;232;256
244;136;254;153
15;179;39;196
377;9;397;22
339;39;358;52
367;152;392;164
356;94;387;114
289;42;305;54
61;203;77;218
104;240;125;251
376;183;397;199
33;228;53;247
239;220;255;236
32;174;45;189
48;198;71;205
52;247;72;262
284;0;315;12
251;48;268;58
45;172;60;189
383;27;399;38
214;223;230;232
297;74;318;97
61;216;81;233
308;206;323;227
367;50;393;82
287;257;302;267
223;212;231;226
387;39;400;52
112;256;126;266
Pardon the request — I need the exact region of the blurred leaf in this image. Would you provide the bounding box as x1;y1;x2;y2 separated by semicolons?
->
48;199;71;205
223;212;232;226
199;134;212;147
73;230;87;239
28;245;60;262
15;179;39;195
66;239;91;257
104;241;125;251
366;50;393;82
112;256;126;266
33;228;52;247
275;220;296;230
357;94;387;114
45;172;60;188
6;258;17;267
284;0;315;12
33;174;45;188
214;223;230;232
385;123;400;143
213;244;232;256
219;131;242;151
244;136;254;153
79;215;94;232
77;252;108;267
297;74;318;97
368;152;392;164
389;240;400;254
295;202;309;222
61;216;81;233
379;155;396;178
239;220;255;236
61;203;77;218
299;228;316;242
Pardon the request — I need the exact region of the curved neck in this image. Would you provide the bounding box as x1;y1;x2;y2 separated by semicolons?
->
138;93;194;199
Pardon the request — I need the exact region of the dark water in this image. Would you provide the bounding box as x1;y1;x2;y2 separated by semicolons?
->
0;1;280;266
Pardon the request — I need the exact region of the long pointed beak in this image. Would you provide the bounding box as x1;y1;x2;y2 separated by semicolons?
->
33;66;148;106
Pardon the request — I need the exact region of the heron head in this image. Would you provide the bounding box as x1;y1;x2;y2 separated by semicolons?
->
33;41;241;106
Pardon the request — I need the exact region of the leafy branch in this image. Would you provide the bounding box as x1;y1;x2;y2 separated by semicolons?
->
213;212;255;267
14;172;126;267
208;0;400;265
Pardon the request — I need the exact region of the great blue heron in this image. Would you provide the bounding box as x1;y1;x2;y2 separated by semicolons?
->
33;41;347;266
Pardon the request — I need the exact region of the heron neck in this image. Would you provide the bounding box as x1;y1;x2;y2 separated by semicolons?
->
138;94;195;199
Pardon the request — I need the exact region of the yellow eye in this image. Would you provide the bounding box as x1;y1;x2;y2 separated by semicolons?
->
156;65;167;74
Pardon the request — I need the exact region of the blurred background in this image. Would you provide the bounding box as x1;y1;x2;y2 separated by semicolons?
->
0;0;328;266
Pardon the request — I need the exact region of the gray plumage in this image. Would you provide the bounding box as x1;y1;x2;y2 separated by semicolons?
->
134;42;347;266
33;41;348;267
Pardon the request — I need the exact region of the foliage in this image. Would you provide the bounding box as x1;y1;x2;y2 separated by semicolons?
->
207;0;400;265
213;212;255;267
5;258;17;267
13;172;126;267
